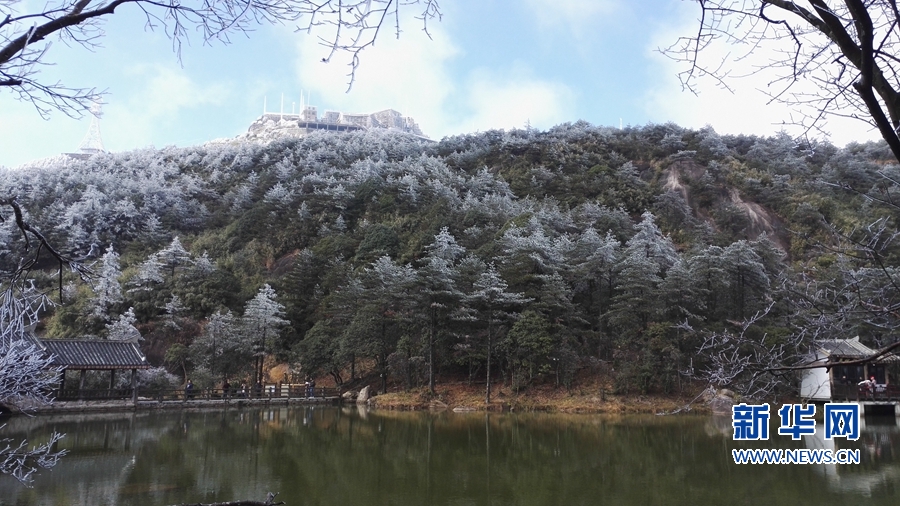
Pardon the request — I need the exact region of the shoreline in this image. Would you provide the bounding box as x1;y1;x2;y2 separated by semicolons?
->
4;381;715;417
4;396;340;416
366;383;712;415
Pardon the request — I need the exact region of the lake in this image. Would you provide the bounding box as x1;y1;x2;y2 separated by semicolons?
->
1;406;899;505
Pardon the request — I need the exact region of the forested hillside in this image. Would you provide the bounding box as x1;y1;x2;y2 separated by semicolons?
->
3;122;897;399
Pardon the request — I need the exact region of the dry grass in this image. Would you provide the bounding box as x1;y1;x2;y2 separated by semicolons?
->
370;379;709;414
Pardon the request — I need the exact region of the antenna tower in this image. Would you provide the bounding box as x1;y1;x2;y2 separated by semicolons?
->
78;102;106;154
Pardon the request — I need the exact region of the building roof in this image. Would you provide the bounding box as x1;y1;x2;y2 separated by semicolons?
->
38;339;150;370
815;336;900;362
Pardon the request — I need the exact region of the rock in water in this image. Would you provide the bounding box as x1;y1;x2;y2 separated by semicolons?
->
357;385;370;404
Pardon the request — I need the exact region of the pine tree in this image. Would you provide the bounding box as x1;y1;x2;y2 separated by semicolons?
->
723;241;770;320
190;310;249;383
685;245;729;320
106;307;141;342
567;227;620;331
89;245;123;322
157;236;193;277
129;253;164;292
623;211;679;274
467;263;529;404
356;256;417;393
243;284;288;384
608;250;663;333
418;228;465;393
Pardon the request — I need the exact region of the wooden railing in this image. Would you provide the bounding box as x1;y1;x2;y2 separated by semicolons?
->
54;385;341;402
831;383;900;401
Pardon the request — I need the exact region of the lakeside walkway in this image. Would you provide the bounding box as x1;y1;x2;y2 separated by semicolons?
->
30;395;341;414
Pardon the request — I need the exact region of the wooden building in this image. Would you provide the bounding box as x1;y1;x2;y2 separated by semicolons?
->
800;337;900;402
31;336;151;400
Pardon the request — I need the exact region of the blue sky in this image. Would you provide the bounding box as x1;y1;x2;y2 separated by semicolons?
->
0;0;883;168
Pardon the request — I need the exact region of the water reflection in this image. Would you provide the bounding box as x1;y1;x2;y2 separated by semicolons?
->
802;416;900;496
1;407;899;505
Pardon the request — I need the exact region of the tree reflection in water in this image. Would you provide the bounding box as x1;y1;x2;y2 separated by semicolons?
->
1;407;900;505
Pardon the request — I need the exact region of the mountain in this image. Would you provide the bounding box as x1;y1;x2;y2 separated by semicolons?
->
2;122;896;396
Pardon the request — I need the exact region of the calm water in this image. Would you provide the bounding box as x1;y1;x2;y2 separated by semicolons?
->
1;406;899;505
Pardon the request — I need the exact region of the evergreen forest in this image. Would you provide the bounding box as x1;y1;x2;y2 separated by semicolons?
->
4;122;899;400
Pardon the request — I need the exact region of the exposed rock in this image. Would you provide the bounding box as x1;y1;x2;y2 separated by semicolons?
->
452;406;476;412
705;387;736;415
342;390;357;401
429;400;448;411
357;385;370;404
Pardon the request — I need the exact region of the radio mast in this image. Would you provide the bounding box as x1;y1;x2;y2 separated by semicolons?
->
77;102;105;155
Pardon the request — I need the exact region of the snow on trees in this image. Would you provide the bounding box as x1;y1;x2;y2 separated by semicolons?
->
243;284;288;384
0;199;76;484
156;237;193;277
417;228;466;392
106;307;141;342
88;245;123;321
351;256;417;393
129;254;165;291
466;263;529;404
190;310;249;384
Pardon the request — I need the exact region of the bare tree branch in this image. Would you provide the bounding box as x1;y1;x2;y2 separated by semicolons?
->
663;1;900;162
0;0;442;116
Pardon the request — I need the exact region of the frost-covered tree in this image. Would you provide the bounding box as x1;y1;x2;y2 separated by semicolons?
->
500;217;569;276
106;307;141;341
193;252;215;275
353;256;417;393
466;263;529;404
157;237;192;277
163;294;186;329
129;253;164;292
623;211;679;274
0;200;75;484
190;310;249;383
0;286;66;483
89;245;123;321
243;284;288;384
0;340;66;484
567;227;620;331
417;228;465;393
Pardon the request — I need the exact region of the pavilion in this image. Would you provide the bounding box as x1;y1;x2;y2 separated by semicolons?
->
30;335;151;401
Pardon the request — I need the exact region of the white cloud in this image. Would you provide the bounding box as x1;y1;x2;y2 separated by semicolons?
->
288;13;574;139
290;14;459;139
523;0;620;31
452;69;575;134
0;99;86;168
643;3;881;146
102;64;232;150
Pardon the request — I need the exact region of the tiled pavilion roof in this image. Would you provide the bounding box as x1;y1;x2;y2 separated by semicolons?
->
38;339;150;370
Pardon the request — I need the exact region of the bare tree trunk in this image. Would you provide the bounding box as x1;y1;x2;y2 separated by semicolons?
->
485;306;493;405
428;306;436;394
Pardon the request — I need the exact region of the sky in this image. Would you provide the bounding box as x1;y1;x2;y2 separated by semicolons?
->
0;0;885;168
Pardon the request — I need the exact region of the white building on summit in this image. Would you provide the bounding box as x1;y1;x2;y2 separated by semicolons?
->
245;102;426;140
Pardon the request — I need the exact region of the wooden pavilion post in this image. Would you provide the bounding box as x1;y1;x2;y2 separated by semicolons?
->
79;369;86;400
131;368;138;404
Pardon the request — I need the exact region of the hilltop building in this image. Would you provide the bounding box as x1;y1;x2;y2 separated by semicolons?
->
245;105;426;140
